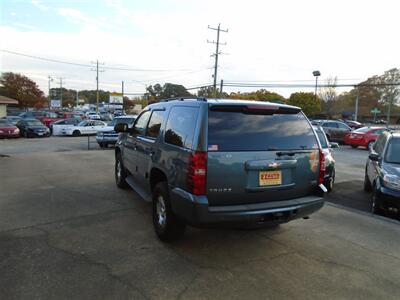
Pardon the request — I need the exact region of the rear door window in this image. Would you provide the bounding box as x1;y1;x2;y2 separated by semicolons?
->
164;106;199;149
208;109;318;151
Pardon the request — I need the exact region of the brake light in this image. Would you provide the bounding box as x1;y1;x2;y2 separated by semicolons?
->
187;151;207;195
319;149;325;185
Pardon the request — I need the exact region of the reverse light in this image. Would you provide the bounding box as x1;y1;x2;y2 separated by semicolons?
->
187;151;207;195
318;149;325;185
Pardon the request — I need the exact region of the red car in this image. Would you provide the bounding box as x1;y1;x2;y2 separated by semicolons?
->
344;126;385;150
37;112;64;128
0;119;20;138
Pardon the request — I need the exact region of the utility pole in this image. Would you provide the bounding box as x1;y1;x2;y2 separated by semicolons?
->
354;86;359;122
220;79;224;96
91;60;104;113
58;77;64;109
208;24;228;97
76;90;79;108
48;76;53;108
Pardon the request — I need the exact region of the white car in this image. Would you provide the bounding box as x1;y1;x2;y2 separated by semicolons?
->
86;112;101;120
62;120;107;136
51;118;81;136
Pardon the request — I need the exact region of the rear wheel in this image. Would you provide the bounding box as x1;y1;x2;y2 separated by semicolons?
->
326;169;335;192
72;130;81;137
152;182;186;242
371;185;383;214
115;153;128;189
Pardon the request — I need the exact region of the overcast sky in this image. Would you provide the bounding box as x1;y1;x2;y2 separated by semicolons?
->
0;0;399;97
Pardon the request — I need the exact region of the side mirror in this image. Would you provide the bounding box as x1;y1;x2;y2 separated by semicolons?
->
329;142;339;149
114;123;128;133
369;153;379;161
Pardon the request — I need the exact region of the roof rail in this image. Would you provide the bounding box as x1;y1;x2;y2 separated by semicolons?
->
160;97;207;102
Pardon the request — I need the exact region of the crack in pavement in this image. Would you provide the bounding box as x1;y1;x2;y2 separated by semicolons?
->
34;226;150;300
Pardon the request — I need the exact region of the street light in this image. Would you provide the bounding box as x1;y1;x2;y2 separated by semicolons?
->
312;70;321;102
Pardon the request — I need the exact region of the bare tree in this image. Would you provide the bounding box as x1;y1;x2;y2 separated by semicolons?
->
319;76;337;118
378;68;400;124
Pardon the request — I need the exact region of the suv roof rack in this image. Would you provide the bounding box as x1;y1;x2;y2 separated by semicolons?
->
160;97;207;102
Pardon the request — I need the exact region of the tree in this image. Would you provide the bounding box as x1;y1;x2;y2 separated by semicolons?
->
147;83;192;101
227;89;286;103
287;92;320;116
377;68;400;124
0;72;46;108
319;77;338;118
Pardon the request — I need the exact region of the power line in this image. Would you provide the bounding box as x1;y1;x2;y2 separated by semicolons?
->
208;24;228;96
0;49;196;72
222;82;400;88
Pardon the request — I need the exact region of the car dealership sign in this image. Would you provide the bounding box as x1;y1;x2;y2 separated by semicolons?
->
109;92;123;104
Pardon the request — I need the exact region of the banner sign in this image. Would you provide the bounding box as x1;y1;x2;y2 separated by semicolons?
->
50;99;61;108
110;92;123;104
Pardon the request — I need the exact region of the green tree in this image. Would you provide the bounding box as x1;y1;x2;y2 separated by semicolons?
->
227;89;286;103
147;83;192;101
288;92;321;116
0;72;46;108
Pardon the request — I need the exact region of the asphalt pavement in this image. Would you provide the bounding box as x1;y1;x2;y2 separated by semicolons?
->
1;138;400;299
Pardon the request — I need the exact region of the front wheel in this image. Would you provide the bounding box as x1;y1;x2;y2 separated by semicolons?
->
72;130;81;137
325;169;335;192
152;182;186;242
115;153;128;189
371;186;383;215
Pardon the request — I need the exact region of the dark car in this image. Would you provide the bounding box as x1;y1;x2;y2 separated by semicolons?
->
364;131;400;215
320;120;352;143
3;116;23;125
114;97;326;241
314;126;338;191
0;119;20;138
16;118;50;138
344;120;364;129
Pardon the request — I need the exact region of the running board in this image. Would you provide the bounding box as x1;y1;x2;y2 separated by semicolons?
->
125;176;152;202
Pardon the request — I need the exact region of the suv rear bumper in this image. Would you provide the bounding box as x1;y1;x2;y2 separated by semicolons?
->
171;188;324;227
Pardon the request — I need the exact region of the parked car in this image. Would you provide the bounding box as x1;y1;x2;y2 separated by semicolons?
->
364;130;400;215
114;98;326;241
320;120;352;143
0;119;20;138
96;115;137;147
51;118;82;136
19;111;46;119
62;120;107;136
314;126;338;191
37;111;64;128
3;116;22;125
344;120;364;129
344;127;385;150
99;111;113;121
16;118;50;138
86;112;101;120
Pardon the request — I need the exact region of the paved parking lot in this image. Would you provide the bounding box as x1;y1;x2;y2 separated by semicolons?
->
1;137;400;299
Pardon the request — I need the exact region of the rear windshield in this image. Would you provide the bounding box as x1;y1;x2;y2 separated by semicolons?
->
208;110;318;151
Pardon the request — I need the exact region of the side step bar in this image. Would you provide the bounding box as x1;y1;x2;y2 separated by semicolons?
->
125;176;152;202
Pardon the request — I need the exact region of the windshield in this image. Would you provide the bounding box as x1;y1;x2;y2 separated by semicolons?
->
26;120;43;126
0;119;11;125
354;127;370;133
385;138;400;164
208;110;318;151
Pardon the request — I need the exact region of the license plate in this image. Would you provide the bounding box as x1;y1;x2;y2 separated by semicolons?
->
259;171;282;186
38;132;44;136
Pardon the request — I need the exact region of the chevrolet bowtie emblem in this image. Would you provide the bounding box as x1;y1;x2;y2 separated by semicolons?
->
268;162;279;168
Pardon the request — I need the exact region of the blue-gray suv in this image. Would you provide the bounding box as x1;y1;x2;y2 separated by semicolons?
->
114;97;326;241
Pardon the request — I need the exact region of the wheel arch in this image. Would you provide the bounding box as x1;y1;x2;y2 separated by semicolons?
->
150;168;168;192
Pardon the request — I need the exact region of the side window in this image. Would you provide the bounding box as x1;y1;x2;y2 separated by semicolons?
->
323;122;337;128
133;111;151;135
95;121;104;126
146;110;165;139
164;106;199;149
374;134;386;154
338;122;349;130
373;129;383;135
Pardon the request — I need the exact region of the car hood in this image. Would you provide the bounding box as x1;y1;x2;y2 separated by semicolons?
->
27;125;47;130
97;126;114;133
383;162;400;177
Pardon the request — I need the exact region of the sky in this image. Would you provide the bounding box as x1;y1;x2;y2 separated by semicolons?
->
0;0;399;98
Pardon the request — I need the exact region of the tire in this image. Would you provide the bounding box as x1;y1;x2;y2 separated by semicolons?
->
364;170;372;192
23;131;28;138
72;130;81;137
115;153;129;189
351;145;358;149
152;182;186;242
371;185;383;214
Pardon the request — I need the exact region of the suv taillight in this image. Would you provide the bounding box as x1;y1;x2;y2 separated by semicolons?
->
319;149;325;185
187;151;207;195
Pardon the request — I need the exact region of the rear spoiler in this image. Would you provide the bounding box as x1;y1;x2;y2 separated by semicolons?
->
209;104;301;114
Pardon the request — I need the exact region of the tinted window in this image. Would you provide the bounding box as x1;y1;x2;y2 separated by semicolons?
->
165;106;198;149
134;111;151;135
372;129;384;135
316;130;328;148
354;127;370;133
0;119;10;125
374;134;386;154
337;122;350;130
385;138;400;164
323;122;338;128
208;110;318;151
146;111;165;138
